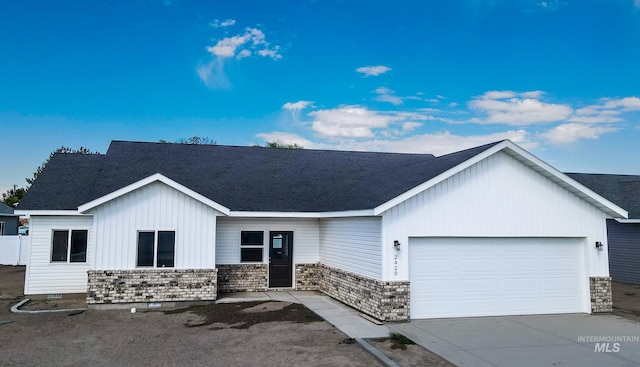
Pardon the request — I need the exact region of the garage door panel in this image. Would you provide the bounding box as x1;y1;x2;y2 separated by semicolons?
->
499;258;537;272
419;259;454;272
541;278;577;291
460;298;497;314
460;258;496;271
409;237;586;319
544;296;580;311
501;297;538;312
460;279;496;292
417;279;456;293
502;278;537;291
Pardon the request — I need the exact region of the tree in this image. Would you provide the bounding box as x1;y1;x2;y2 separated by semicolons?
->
263;141;304;149
1;186;26;208
26;146;96;187
160;136;217;145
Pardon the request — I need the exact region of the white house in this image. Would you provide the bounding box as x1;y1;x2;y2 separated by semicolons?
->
16;140;627;320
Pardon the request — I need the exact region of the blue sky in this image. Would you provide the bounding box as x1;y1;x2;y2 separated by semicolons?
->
1;0;640;194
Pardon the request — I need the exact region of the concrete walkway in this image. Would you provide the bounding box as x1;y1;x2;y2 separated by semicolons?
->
389;314;640;367
217;291;390;338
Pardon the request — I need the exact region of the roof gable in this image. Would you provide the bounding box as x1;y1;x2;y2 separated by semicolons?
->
77;173;230;215
375;141;627;218
0;202;14;215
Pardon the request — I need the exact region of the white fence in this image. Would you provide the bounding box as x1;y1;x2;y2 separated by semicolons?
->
0;235;30;265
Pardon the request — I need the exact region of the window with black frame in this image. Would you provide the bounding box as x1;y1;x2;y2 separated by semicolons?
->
51;229;88;263
137;230;175;267
240;231;263;262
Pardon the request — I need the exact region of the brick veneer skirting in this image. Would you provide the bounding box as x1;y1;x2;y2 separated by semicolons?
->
296;263;409;321
590;276;613;313
217;264;268;292
87;269;218;304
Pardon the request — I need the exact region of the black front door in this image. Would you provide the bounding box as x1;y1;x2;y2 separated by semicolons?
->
269;231;293;288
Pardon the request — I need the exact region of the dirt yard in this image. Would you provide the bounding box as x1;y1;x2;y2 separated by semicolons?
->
0;266;382;367
368;336;455;367
612;281;640;323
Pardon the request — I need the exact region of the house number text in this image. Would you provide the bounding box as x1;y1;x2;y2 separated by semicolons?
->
394;254;398;276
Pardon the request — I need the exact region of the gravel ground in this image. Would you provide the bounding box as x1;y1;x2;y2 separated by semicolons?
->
0;266;382;367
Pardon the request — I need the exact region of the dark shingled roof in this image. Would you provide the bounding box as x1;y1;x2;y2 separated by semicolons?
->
18;140;502;212
566;173;640;219
0;202;14;215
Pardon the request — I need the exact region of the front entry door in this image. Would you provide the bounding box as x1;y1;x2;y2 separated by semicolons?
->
269;231;293;288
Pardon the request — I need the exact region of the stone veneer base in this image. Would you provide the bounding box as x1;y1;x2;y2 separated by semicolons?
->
296;263;409;321
590;276;613;313
87;269;217;304
217;264;268;292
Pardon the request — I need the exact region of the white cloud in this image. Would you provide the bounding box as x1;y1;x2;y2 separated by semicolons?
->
356;65;391;76
207;34;251;58
402;122;422;131
257;47;282;59
310;106;398;138
198;25;281;88
539;123;619;144
283;100;314;112
469;90;573;125
569;108;623;124
256;130;533;155
210;19;236;28
205;27;280;60
374;87;403;105
565;97;640;124
448;102;458;107
236;49;251;59
196;59;229;89
601;97;640;111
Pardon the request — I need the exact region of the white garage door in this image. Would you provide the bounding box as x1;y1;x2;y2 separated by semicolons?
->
409;237;586;319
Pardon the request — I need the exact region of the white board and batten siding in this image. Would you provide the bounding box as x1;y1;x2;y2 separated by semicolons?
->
89;181;222;270
25;215;94;294
216;217;320;264
381;151;609;281
320;217;382;279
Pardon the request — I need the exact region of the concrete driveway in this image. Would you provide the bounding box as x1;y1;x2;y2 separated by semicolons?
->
389;314;640;367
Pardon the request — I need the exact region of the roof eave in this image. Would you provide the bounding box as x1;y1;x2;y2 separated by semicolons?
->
228;209;376;218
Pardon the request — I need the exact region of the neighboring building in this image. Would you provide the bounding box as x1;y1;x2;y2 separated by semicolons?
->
16;140;626;320
0;202;19;236
566;173;640;285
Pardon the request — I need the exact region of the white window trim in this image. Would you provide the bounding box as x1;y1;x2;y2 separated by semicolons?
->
136;230;176;268
240;230;265;263
50;229;89;264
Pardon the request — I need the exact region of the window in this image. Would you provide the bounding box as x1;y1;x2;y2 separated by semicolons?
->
51;230;88;263
241;231;264;262
0;222;4;236
137;231;175;267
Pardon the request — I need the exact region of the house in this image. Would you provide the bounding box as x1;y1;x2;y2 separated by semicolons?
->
0;202;19;236
566;173;640;285
16;140;627;320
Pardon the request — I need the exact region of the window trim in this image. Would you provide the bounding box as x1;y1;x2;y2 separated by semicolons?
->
50;229;89;263
240;230;264;263
0;222;4;236
136;230;176;268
